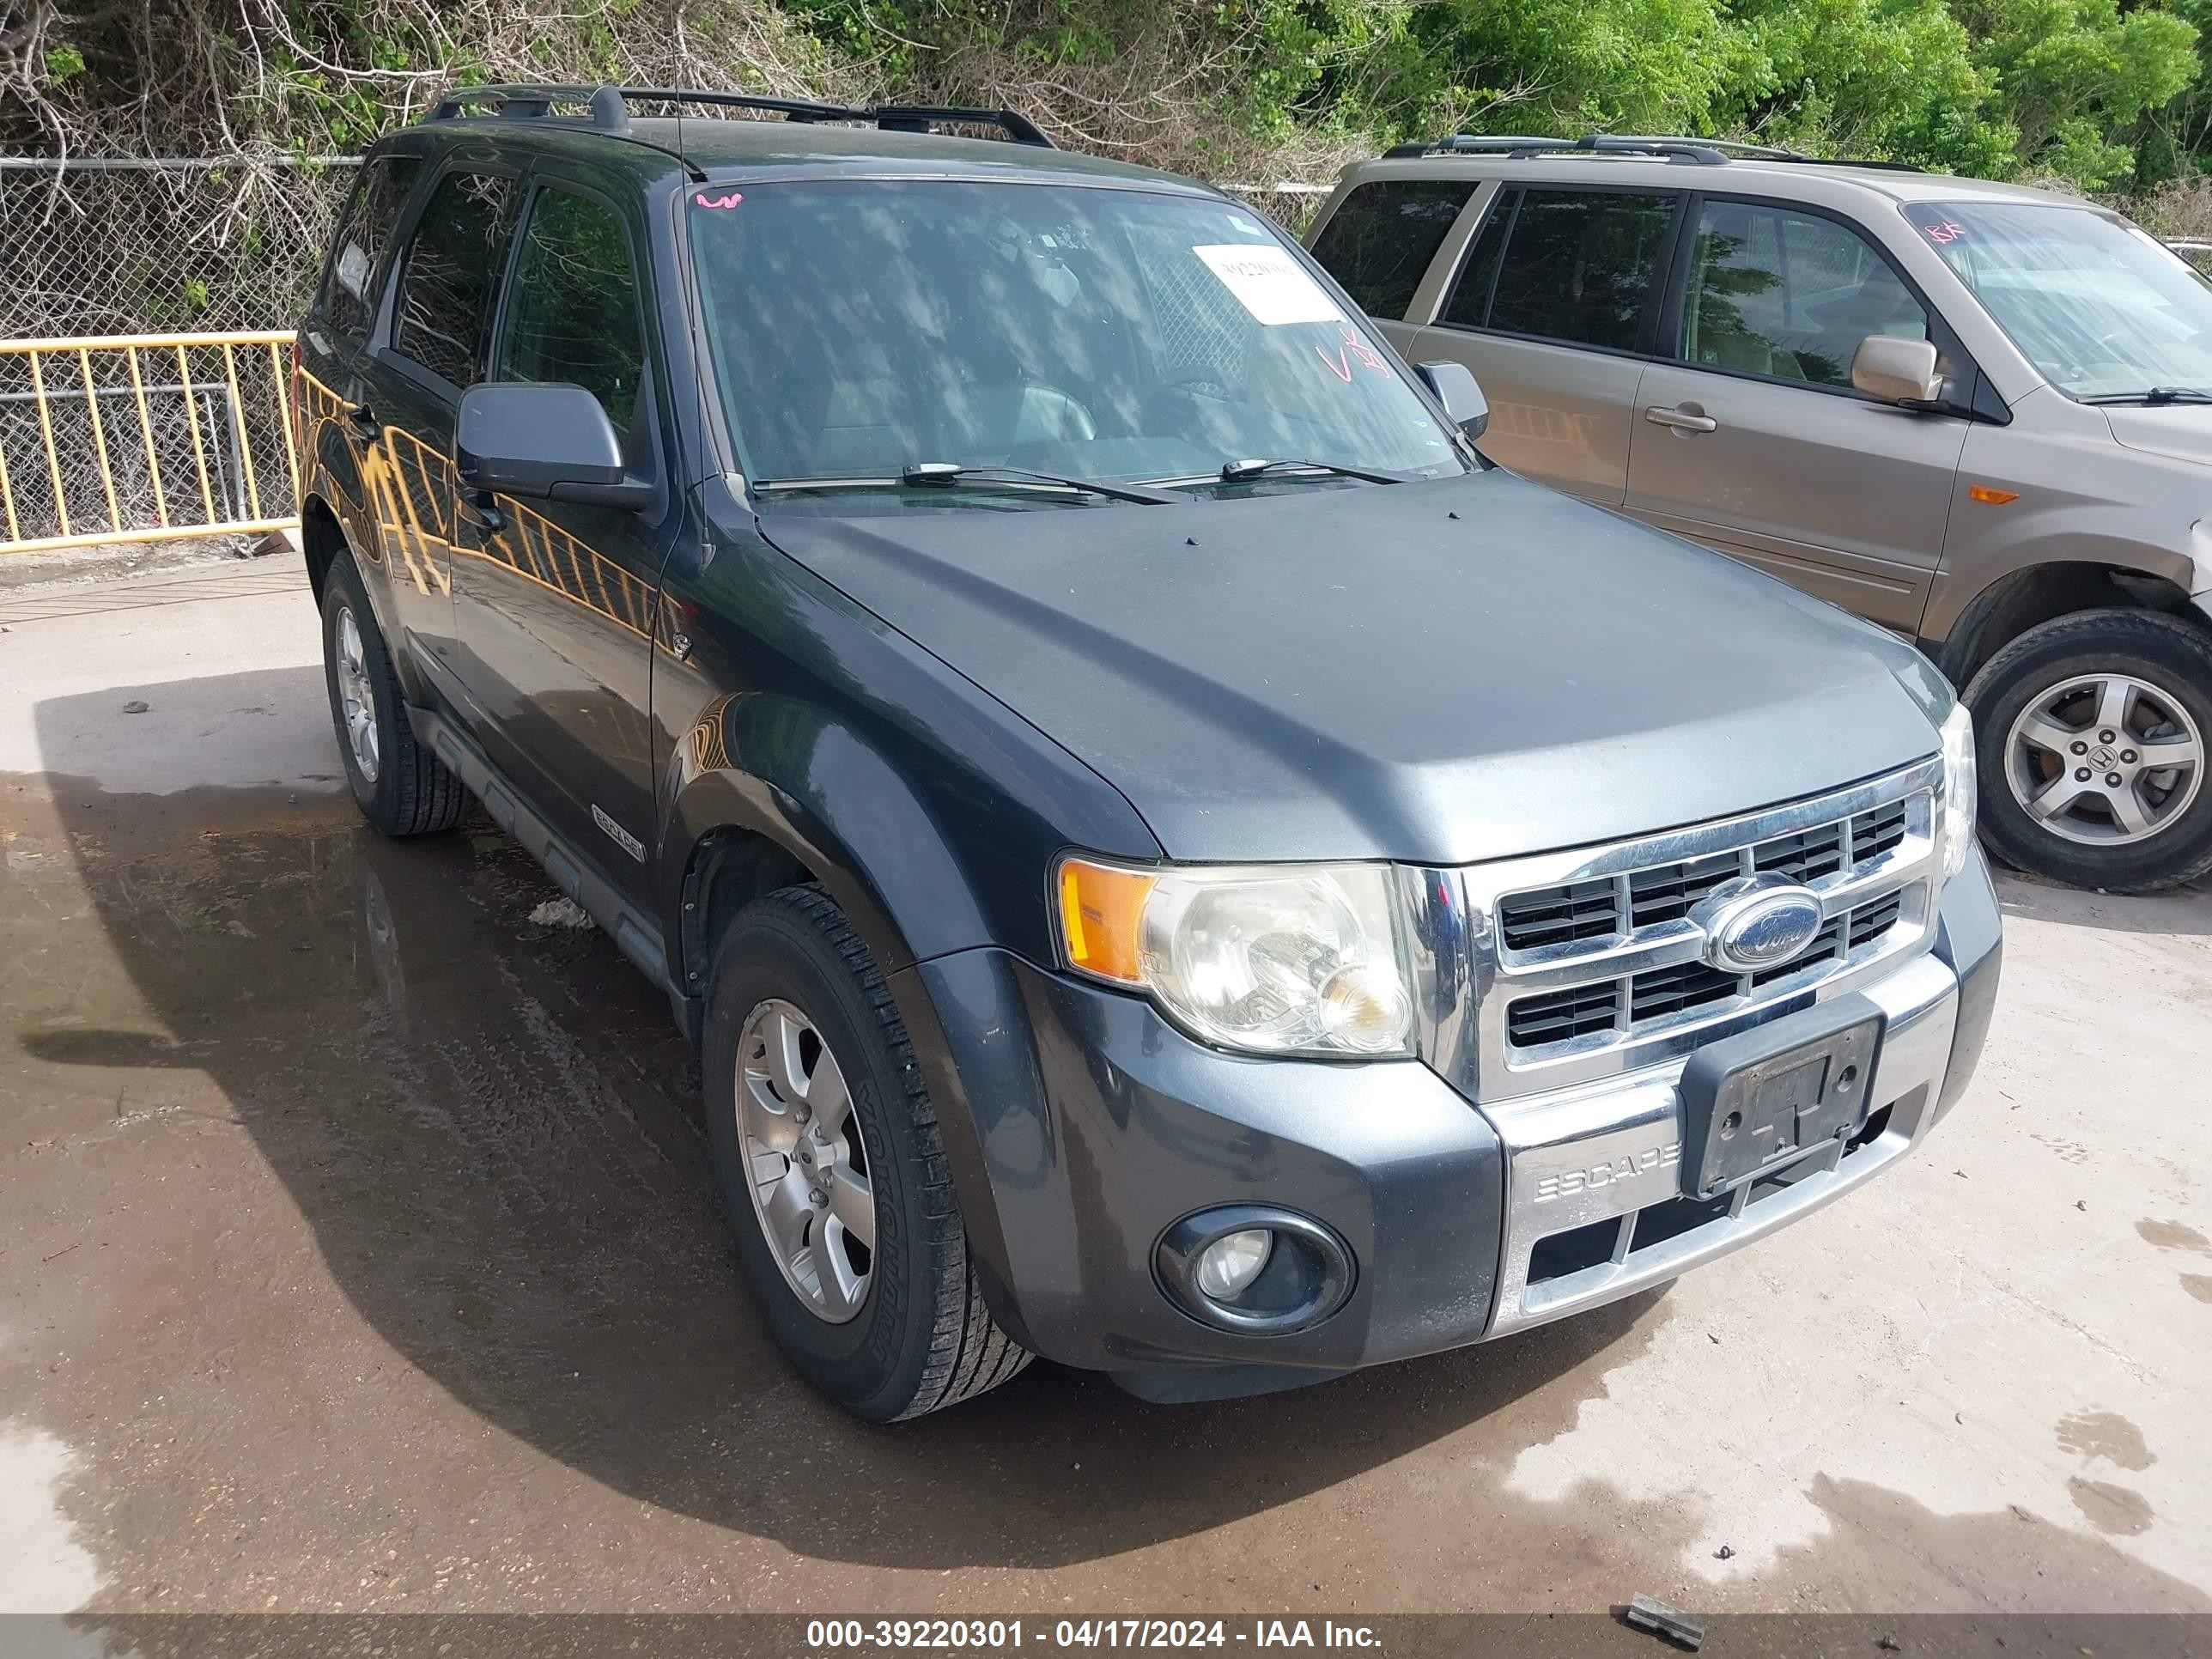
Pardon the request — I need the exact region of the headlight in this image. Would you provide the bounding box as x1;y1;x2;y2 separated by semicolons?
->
1055;857;1416;1057
1936;700;1978;879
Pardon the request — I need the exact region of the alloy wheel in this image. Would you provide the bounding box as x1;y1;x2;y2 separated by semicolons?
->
333;605;380;785
2003;672;2203;846
735;998;877;1322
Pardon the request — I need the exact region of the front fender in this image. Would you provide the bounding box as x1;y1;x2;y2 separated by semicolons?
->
654;698;1048;1337
657;694;981;979
1926;414;2203;653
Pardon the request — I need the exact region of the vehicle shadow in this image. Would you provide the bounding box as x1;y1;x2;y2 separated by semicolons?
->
19;668;1671;1571
1992;868;2212;939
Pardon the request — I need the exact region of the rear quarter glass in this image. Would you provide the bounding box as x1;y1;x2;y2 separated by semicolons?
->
1309;179;1475;319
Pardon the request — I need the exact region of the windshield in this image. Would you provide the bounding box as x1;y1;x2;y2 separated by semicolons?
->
1903;200;2212;399
689;179;1468;496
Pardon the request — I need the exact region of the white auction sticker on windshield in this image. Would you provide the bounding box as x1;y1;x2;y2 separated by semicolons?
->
1194;244;1344;325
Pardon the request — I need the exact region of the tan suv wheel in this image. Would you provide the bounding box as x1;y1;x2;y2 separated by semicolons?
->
1965;607;2212;892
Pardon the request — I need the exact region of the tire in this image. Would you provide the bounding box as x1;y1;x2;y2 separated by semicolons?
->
1963;606;2212;892
703;884;1031;1420
320;549;468;837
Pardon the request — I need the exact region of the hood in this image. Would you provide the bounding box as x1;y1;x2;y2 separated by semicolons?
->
760;472;1949;865
2103;404;2212;468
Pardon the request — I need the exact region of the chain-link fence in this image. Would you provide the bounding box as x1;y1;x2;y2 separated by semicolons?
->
0;156;357;341
0;155;1324;342
0;150;1330;553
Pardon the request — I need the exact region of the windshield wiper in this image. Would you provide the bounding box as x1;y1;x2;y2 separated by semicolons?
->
900;462;1176;504
2081;386;2212;405
1215;457;1408;485
753;465;1176;505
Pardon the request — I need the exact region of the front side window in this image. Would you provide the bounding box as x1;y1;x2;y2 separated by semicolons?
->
1468;189;1677;350
319;155;422;343
1903;200;2212;399
1308;180;1476;319
392;170;519;390
690;180;1468;493
496;186;647;433
1680;201;1927;386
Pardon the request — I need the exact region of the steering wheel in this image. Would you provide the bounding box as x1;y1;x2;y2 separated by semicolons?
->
1137;365;1233;427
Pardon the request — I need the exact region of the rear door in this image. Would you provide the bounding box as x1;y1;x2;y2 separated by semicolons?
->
1407;185;1683;504
450;172;675;904
297;153;423;581
366;161;523;678
1622;195;1970;631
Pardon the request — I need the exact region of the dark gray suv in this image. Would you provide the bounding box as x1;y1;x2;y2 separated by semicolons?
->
292;87;2000;1419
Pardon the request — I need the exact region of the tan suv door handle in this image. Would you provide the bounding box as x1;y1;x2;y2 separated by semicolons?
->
1645;404;1718;434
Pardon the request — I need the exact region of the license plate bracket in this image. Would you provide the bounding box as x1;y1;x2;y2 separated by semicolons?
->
1677;994;1885;1199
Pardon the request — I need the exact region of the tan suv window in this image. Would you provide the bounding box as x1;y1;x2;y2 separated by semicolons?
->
1447;188;1676;350
1680;200;1926;387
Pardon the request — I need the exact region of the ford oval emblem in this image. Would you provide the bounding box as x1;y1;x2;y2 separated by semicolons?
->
1689;875;1826;974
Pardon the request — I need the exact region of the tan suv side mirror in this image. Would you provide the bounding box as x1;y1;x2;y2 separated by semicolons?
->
1851;335;1943;405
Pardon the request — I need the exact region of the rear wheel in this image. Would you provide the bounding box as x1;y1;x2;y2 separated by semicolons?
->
703;884;1030;1419
320;550;468;837
1965;607;2212;892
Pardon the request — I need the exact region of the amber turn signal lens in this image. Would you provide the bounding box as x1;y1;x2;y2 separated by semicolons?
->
1057;859;1156;984
1967;483;2020;505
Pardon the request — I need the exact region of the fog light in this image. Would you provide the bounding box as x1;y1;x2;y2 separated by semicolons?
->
1194;1229;1273;1299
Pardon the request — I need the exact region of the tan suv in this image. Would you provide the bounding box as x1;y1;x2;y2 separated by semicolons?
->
1307;134;2212;891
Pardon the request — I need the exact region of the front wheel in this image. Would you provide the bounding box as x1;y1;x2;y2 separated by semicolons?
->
1964;607;2212;892
703;884;1031;1419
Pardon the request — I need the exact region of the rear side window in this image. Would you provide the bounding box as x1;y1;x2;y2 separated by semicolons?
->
319;155;421;343
392;170;520;390
1679;200;1928;386
1453;189;1677;350
496;187;647;433
1309;180;1476;319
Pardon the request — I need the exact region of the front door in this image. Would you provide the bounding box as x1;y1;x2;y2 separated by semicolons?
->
1407;185;1683;504
364;162;523;679
1624;197;1969;632
449;175;674;906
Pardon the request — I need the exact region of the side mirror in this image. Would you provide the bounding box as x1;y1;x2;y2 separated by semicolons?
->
1415;359;1489;440
1851;335;1943;406
453;383;655;510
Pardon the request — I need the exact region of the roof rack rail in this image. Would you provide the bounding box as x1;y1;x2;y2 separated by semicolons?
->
424;83;1054;148
1382;134;1731;165
1381;130;1924;173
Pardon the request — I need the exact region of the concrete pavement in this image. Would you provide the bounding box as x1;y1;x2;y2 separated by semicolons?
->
2;561;2208;1624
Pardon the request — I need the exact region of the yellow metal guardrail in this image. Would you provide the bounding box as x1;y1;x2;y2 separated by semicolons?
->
0;329;299;553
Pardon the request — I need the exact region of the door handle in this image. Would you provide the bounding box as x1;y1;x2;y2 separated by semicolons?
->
344;401;380;440
1644;404;1718;434
454;490;505;536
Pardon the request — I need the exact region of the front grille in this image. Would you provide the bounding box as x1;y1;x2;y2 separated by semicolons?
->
1498;878;1616;950
1753;820;1845;884
1486;769;1937;1066
1629;957;1741;1022
1848;890;1903;949
1506;799;1910;953
1627;852;1740;930
1504;890;1911;1050
1505;981;1620;1046
1851;800;1908;861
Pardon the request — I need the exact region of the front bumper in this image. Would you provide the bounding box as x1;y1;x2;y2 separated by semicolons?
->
902;845;2002;1389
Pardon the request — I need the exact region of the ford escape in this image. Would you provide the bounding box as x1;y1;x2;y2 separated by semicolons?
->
293;89;2000;1419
